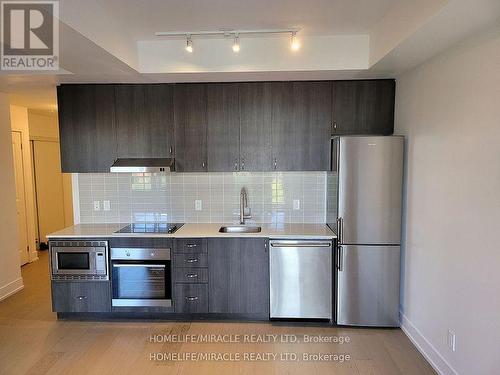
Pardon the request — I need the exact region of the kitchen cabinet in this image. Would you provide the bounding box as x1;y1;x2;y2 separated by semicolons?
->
271;81;332;171
115;84;174;158
332;80;395;135
174;284;208;313
57;84;116;172
208;238;269;316
239;82;273;171
207;83;240;171
174;84;208;172
51;281;111;312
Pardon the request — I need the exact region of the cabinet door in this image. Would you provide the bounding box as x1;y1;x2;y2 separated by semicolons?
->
58;85;116;172
208;238;269;315
206;83;240;171
332;80;395;135
239;82;273;171
115;84;174;158
174;84;208;172
271;81;332;171
51;281;111;312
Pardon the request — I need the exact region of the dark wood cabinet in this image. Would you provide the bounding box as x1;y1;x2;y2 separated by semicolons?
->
271;81;332;171
239;82;273;171
115;84;174;158
208;238;269;316
51;281;111;312
57;84;116;172
57;80;395;173
207;83;240;171
332;80;395;135
174;84;208;172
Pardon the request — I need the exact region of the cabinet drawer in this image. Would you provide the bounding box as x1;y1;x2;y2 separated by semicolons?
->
174;284;208;313
173;267;208;283
175;238;207;253
174;253;208;267
51;281;111;313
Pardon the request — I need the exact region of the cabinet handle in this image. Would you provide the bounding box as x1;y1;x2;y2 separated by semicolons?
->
186;243;197;248
241;158;245;171
273;158;277;170
202;162;206;169
186;273;198;278
234;161;239;171
186;258;198;263
332;122;338;132
169;146;173;155
76;296;87;300
186;296;199;301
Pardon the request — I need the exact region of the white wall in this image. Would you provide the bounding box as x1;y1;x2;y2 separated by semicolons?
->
0;94;24;301
395;25;500;375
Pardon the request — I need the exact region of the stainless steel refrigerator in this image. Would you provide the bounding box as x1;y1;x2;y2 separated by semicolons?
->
327;135;403;327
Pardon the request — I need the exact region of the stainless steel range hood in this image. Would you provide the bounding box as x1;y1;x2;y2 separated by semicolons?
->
109;158;175;173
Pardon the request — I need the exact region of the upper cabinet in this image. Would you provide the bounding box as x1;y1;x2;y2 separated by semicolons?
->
271;81;332;171
239;82;273;171
206;83;240;172
332;80;395;136
57;80;395;173
174;83;208;172
58;84;116;173
115;84;174;158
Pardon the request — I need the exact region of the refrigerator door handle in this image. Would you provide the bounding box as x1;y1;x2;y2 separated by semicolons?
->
336;217;344;244
337;246;344;272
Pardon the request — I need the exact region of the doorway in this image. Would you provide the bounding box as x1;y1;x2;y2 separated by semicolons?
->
11;131;30;265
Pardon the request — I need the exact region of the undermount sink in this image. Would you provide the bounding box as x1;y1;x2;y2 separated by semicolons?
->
219;225;262;233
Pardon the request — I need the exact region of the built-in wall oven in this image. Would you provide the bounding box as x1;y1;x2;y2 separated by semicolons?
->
50;240;109;281
110;247;171;307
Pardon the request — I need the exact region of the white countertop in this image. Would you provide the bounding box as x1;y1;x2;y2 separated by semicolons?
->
47;223;336;240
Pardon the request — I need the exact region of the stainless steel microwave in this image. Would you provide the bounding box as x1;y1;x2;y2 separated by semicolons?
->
50;240;109;281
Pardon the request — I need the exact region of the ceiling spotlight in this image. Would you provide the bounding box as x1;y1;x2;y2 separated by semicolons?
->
290;31;300;51
185;35;193;53
232;34;240;53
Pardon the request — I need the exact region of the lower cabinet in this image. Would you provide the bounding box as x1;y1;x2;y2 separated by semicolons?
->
208;238;269;316
173;284;209;313
51;281;111;313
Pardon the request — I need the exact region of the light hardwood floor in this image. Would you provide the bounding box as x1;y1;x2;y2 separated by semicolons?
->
0;251;436;375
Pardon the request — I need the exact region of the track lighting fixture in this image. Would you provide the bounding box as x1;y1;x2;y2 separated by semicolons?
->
185;35;193;53
232;34;240;52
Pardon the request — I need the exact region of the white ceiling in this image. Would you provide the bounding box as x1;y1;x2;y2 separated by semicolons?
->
1;0;499;111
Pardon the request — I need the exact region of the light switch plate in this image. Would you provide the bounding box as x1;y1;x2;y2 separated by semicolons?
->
93;201;100;211
195;200;202;211
103;200;110;211
293;199;301;210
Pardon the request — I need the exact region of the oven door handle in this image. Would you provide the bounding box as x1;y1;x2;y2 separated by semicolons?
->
112;264;166;268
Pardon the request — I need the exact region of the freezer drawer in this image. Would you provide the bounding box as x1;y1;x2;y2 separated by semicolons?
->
270;241;332;319
336;245;400;326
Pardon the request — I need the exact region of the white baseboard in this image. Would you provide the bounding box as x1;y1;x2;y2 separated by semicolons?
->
0;277;24;302
400;312;458;375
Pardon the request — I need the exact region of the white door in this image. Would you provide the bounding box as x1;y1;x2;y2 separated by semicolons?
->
11;131;30;265
33;140;66;245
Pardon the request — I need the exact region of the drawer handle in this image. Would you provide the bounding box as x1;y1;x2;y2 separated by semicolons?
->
186;296;198;302
186;244;197;248
186;258;198;263
76;296;87;300
186;274;198;278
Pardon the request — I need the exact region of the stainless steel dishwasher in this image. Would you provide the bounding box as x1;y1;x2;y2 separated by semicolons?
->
270;240;333;320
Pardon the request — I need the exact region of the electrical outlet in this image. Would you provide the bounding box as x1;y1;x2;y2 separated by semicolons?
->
293;199;300;210
103;200;110;211
195;200;202;211
447;329;456;352
93;201;100;211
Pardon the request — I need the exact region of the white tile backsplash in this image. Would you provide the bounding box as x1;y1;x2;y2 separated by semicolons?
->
77;172;327;224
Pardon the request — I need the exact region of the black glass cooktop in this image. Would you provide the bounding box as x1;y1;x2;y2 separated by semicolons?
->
115;223;183;234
